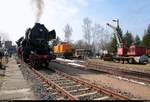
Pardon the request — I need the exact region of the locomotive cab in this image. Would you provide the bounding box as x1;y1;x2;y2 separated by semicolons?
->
49;30;56;40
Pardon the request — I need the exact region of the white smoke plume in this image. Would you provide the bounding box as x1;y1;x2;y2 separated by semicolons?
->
0;32;10;42
31;0;44;22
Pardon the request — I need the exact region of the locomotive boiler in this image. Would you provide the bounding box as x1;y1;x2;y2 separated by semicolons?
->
16;23;56;68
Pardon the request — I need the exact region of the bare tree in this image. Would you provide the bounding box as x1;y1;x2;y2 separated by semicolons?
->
64;24;73;42
0;32;10;43
82;17;92;49
52;36;61;46
92;24;110;55
74;40;88;49
91;24;102;55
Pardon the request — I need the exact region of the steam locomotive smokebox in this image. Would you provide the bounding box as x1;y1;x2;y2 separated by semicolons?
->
29;23;49;47
26;23;56;49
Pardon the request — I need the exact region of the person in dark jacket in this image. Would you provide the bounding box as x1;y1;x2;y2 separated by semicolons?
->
0;51;4;69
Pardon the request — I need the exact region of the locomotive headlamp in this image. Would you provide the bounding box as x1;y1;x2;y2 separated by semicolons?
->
112;19;119;28
40;29;43;32
31;51;35;55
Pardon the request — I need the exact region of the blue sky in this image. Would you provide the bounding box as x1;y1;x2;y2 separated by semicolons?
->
0;0;150;44
80;0;150;38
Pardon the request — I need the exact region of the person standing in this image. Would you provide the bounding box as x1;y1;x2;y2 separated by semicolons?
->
0;50;5;76
4;50;9;64
0;51;4;68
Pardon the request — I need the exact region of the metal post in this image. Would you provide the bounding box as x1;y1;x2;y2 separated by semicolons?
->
117;19;119;28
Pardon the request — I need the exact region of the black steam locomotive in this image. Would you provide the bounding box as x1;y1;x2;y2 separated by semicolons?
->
16;23;56;68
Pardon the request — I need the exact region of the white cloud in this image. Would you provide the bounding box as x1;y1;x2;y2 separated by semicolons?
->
40;0;89;41
0;0;89;44
76;0;88;6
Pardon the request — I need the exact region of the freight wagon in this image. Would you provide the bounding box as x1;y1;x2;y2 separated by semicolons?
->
146;49;150;55
75;49;92;59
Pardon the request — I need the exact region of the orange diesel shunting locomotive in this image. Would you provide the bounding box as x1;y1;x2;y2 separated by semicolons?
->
53;42;73;59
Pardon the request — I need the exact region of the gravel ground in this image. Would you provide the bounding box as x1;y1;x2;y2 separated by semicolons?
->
14;56;64;100
19;63;65;100
0;58;7;90
0;76;4;90
39;68;116;100
50;61;150;100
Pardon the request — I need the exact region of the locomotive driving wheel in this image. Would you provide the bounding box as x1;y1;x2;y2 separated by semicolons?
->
40;61;49;68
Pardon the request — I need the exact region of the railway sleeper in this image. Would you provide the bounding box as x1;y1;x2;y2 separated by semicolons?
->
48;74;65;78
51;78;67;82
46;87;53;91
70;89;95;96
77;92;105;100
54;80;73;84
50;93;63;99
59;83;79;88
59;82;77;86
56;97;66;100
43;84;49;87
46;88;57;93
48;75;62;79
68;88;90;93
47;77;62;80
64;85;86;91
94;96;111;100
75;91;97;98
50;92;58;96
62;84;81;89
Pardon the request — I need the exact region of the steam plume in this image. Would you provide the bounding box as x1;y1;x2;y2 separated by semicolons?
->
0;32;10;43
32;0;44;22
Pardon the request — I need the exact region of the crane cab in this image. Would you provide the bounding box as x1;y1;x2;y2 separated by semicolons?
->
117;43;128;56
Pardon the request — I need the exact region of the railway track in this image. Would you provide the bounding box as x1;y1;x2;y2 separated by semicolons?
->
85;62;150;84
25;65;129;100
55;60;150;85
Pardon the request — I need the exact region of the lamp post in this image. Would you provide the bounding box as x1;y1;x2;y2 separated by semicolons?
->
112;19;122;46
112;19;119;28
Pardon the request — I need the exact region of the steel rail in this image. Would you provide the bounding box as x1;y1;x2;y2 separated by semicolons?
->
86;61;150;76
54;69;129;100
86;63;150;84
55;60;150;84
23;61;129;100
30;67;77;100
